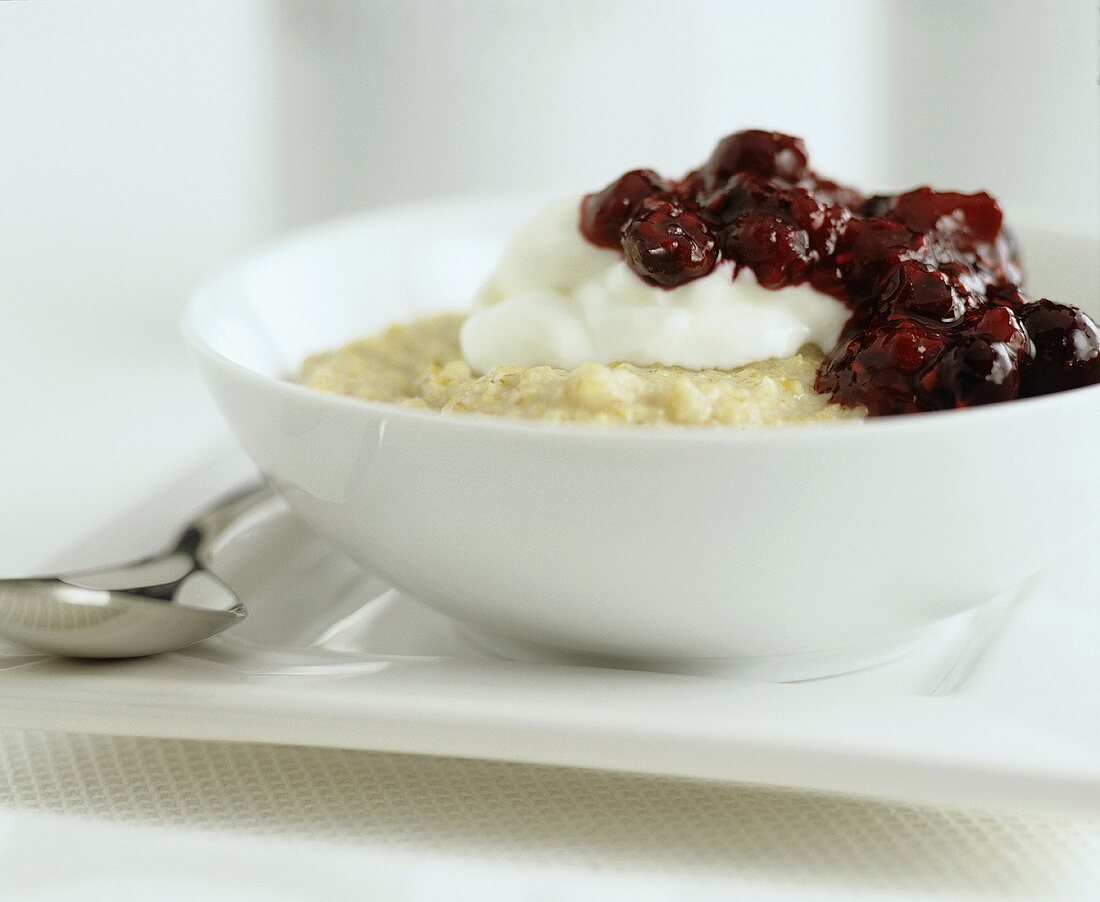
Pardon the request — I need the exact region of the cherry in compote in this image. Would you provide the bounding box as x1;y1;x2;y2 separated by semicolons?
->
580;169;667;248
577;128;1100;415
620;196;717;287
886;188;1003;245
920;338;1021;408
877;261;969;324
818;319;947;415
699;129;809;188
1018;300;1100;396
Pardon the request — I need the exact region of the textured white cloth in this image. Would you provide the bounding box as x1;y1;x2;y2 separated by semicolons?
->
0;729;1098;900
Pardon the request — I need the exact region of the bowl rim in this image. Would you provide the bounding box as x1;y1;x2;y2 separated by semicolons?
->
182;193;1100;447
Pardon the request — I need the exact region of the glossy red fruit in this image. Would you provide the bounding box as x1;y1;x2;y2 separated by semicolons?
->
836;218;927;297
965;304;1032;360
722;212;812;288
621;197;718;287
699;130;809;188
672;170;704;202
580;169;667;248
886;188;1004;245
698;175;846;289
817;320;947;415
919;337;1020;408
985;282;1028;308
877;261;970;324
699;174;841;250
1018;300;1100;396
937;261;989;296
576;130;1099;415
803;177;864;210
803;203;851;258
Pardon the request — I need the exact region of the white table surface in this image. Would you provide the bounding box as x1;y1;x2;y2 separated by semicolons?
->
3;304;1100;901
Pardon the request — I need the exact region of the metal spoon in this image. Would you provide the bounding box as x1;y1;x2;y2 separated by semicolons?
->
0;484;271;658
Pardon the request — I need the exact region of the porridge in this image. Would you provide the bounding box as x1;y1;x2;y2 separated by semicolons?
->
302;313;860;426
302;130;1100;423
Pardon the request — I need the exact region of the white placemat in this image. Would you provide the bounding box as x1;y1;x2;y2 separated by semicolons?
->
0;728;1097;899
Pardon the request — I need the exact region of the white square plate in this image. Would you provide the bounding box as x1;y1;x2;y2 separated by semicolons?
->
1;448;1097;818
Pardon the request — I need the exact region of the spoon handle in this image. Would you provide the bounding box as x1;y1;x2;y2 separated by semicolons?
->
173;482;275;567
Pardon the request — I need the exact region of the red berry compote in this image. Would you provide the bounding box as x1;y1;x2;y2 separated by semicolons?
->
579;130;1100;416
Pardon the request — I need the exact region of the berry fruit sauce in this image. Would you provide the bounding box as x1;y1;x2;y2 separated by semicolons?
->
579;130;1100;415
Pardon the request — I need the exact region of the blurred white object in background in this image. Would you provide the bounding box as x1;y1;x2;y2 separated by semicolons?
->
270;0;895;223
0;0;278;320
271;0;1098;241
0;1;278;566
887;0;1099;238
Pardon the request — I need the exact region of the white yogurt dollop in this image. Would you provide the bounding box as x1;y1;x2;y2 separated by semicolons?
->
460;196;851;374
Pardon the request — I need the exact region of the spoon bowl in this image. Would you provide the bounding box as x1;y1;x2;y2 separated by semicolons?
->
0;485;268;658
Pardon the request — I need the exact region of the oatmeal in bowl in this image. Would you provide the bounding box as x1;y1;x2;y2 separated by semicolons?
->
301;130;1100;426
185;130;1100;679
301;312;853;427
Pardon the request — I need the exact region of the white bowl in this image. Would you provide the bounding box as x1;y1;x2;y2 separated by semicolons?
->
183;195;1100;680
